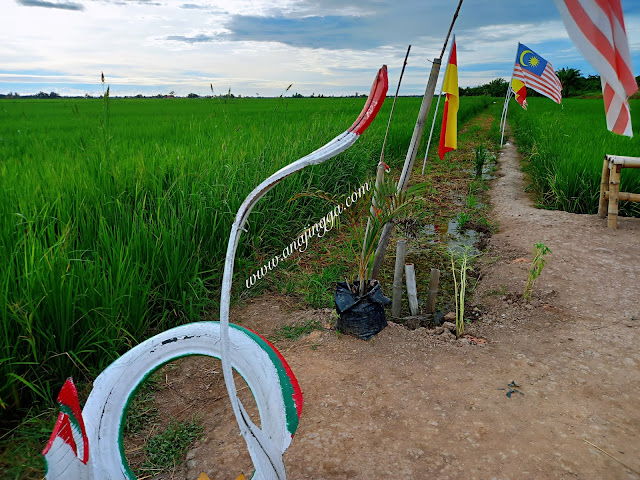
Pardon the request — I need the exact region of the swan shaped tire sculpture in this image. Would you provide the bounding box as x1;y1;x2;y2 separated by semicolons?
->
43;65;388;480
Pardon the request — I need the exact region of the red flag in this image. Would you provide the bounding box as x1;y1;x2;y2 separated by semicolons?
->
553;0;638;136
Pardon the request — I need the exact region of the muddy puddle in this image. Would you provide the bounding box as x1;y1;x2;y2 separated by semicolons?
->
405;218;483;256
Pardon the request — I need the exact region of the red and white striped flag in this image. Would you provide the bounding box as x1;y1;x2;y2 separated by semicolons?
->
553;0;638;136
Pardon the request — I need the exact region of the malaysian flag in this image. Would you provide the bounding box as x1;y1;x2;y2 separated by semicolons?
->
512;43;563;104
553;0;638;137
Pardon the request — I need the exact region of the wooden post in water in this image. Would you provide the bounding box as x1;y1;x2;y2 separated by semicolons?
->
405;263;419;316
426;268;440;314
392;240;407;318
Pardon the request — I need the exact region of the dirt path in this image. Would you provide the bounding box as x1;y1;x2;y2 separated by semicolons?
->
136;129;640;480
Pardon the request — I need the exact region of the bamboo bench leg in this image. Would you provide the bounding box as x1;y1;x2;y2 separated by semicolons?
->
607;164;622;229
598;157;610;218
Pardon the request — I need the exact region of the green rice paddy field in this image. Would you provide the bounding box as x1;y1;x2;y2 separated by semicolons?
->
0;95;491;413
509;97;640;216
0;93;638;417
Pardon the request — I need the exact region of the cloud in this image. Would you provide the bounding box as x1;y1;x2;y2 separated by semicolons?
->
179;3;226;13
86;0;161;4
166;33;217;43
225;15;378;50
16;0;84;10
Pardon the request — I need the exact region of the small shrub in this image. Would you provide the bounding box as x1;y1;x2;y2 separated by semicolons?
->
524;242;551;303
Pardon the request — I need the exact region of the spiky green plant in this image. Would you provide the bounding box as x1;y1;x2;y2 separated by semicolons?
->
524;242;551;303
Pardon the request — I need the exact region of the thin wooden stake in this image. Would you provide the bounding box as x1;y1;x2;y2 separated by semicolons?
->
392;240;407;318
426;268;440;314
405;263;419;316
380;45;411;166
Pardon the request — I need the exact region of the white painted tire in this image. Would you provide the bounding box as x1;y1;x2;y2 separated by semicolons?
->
81;322;301;480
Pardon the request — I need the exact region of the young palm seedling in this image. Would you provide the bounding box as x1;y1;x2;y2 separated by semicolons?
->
524;242;551;303
296;178;427;296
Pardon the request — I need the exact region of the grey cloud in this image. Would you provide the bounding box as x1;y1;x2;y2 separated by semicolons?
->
225;15;381;50
87;0;161;4
166;33;217;43
179;3;226;13
16;0;84;10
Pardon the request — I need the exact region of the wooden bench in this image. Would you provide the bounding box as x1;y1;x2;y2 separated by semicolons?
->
598;154;640;228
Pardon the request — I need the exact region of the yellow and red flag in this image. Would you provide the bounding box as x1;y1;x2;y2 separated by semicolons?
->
438;38;459;160
511;76;528;109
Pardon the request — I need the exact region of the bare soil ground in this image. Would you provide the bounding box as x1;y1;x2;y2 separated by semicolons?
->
129;129;640;480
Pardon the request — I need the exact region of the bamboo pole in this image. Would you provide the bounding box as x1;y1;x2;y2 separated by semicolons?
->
392;240;407;318
607;155;640;167
397;58;442;191
598;156;611;218
370;0;464;280
405;263;419;316
605;191;640;202
607;164;622;229
426;268;440;314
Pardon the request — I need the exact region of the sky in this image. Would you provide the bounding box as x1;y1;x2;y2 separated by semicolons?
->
1;0;639;97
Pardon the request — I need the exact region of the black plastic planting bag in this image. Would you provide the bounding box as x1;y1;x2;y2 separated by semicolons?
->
334;281;390;340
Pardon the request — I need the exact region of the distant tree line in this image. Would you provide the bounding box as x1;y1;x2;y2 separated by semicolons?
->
0;91;62;99
2;72;639;100
460;70;640;99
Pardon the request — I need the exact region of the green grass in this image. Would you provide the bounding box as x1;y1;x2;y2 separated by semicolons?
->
270;320;323;341
508;97;640;216
124;371;162;435
139;417;203;475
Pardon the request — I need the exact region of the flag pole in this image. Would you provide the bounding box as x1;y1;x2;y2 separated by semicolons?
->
500;89;512;146
499;86;510;132
500;43;519;133
370;0;464;280
500;43;520;146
